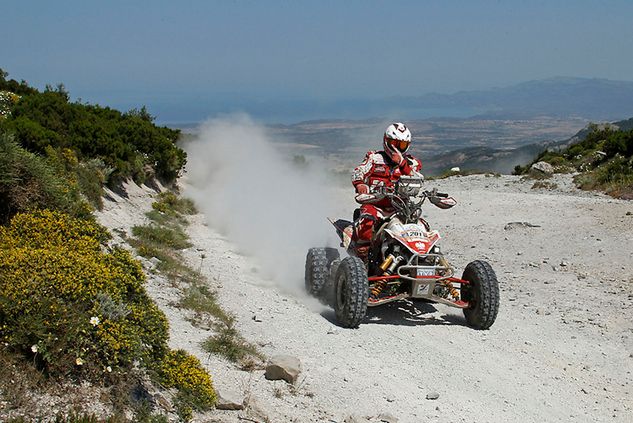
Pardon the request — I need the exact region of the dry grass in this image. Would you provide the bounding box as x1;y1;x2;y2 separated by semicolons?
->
531;181;559;190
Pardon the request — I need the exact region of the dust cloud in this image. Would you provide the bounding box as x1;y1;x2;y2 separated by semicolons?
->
183;115;343;295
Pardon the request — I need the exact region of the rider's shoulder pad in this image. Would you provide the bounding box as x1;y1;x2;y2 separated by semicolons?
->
367;151;385;164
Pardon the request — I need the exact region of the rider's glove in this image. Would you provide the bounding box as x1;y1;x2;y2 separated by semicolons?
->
355;193;378;204
354;183;385;204
389;149;406;168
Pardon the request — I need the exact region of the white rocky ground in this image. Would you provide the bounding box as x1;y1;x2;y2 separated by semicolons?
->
97;174;633;423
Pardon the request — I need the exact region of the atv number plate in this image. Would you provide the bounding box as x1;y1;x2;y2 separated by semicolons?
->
417;268;435;276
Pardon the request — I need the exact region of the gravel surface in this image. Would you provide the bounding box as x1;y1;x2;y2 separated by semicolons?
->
98;174;633;423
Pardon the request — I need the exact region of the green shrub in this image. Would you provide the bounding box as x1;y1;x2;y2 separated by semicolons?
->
44;146;112;210
512;164;526;175
0;210;169;378
152;191;197;215
76;158;112;209
0;69;186;183
0;132;92;224
603;129;633;158
547;155;568;167
131;224;191;250
594;155;633;185
201;320;262;364
180;284;232;326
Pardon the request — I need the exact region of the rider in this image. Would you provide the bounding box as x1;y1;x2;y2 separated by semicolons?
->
351;122;423;259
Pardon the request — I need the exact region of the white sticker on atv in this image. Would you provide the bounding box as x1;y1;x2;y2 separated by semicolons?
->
416;283;430;295
417;268;434;276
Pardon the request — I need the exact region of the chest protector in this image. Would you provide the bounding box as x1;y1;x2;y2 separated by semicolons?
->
367;161;402;191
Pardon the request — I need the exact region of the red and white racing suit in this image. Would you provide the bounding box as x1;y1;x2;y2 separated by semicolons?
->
351;150;423;250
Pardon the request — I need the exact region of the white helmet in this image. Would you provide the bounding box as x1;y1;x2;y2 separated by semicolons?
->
383;122;412;157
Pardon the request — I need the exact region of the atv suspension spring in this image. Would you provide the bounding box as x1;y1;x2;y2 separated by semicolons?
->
371;279;388;297
441;280;460;300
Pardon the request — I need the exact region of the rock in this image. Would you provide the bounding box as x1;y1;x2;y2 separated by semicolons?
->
265;355;302;384
245;397;269;422
450;167;461;172
252;315;262;322
327;326;338;335
626;211;632;216
149;257;161;266
378;412;399;422
530;161;554;176
215;388;244;410
426;391;440;400
560;261;568;267
505;222;541;230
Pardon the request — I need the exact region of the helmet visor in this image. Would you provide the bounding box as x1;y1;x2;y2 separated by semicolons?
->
388;138;410;152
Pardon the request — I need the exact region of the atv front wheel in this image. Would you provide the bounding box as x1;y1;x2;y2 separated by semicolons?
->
334;256;368;328
461;260;499;330
305;248;340;298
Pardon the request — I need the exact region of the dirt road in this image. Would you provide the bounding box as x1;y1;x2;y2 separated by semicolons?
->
173;174;631;422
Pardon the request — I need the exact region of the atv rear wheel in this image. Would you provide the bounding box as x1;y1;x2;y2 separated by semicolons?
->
334;256;368;328
461;260;499;330
305;248;340;298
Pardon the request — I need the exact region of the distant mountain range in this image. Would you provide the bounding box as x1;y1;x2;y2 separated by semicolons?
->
388;77;633;121
164;76;633;126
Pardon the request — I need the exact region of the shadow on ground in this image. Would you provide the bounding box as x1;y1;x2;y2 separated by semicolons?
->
321;300;468;327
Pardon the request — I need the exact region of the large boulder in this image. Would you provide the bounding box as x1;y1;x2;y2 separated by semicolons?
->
530;161;554;176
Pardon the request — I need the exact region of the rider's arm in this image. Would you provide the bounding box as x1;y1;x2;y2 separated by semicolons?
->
354;183;378;204
352;152;380;204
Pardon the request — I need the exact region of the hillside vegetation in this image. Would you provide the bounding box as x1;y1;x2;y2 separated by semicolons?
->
0;69;186;221
0;70;215;421
514;120;633;199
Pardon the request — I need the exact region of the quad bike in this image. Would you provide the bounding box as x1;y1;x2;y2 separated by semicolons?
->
305;175;499;329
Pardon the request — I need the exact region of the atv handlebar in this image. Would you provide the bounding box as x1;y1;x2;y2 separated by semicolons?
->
368;182;456;215
370;186;449;200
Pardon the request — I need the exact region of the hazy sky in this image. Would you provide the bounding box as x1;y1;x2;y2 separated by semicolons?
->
2;0;633;123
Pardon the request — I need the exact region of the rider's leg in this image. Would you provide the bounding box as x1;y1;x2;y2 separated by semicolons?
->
352;204;381;260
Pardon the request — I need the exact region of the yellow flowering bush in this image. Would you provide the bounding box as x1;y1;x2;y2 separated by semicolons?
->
0;210;168;377
160;349;216;416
